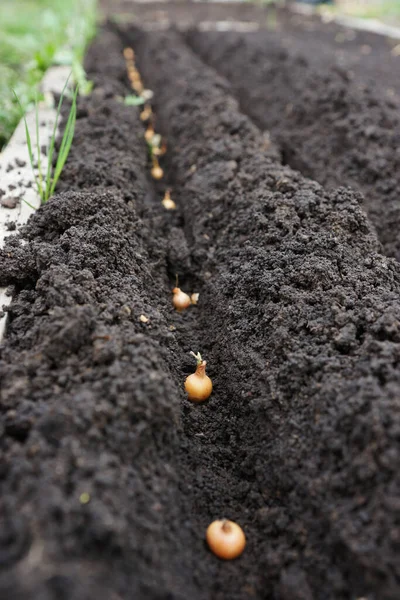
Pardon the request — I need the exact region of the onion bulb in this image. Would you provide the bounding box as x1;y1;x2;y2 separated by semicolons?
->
185;351;212;402
162;190;176;210
172;287;191;311
140;105;153;121
206;519;246;560
151;156;163;180
123;47;135;61
133;80;144;94
151;164;164;180
146;126;157;145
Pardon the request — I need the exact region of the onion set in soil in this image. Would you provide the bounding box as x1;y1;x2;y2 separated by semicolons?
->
206;520;246;560
162;189;176;210
151;156;163;180
141;104;152;121
185;352;212;402
172;287;191;311
124;46;165;178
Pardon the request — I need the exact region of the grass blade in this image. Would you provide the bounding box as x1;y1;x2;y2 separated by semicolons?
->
35;92;44;200
22;197;38;211
14;73;78;206
45;73;71;201
12;90;42;200
49;84;78;197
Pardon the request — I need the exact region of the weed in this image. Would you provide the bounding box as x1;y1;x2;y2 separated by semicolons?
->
14;77;78;205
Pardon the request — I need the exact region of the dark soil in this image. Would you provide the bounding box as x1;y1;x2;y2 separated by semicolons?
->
0;15;400;600
0;29;198;600
100;0;270;26
187;26;400;262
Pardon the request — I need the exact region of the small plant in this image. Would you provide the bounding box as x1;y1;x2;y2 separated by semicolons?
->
14;76;78;205
184;351;213;403
206;519;246;560
124;95;145;107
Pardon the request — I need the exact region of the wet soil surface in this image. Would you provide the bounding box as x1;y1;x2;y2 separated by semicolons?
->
0;15;400;600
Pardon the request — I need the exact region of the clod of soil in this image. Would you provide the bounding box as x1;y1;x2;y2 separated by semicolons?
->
0;197;19;209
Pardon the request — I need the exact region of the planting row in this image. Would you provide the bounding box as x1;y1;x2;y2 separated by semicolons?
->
130;25;400;599
0;22;399;600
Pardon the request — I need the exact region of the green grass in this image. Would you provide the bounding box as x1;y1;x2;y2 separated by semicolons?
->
14;79;78;205
318;1;400;21
0;0;96;149
342;1;400;18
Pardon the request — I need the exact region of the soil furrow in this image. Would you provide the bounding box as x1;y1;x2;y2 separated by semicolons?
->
129;26;400;600
187;29;400;263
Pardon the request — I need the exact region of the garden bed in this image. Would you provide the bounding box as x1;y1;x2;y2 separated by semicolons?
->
187;19;400;261
0;12;400;600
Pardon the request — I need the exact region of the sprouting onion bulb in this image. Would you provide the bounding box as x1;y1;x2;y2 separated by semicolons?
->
184;352;212;402
151;157;163;180
172;287;191;311
206;519;246;560
162;190;176;210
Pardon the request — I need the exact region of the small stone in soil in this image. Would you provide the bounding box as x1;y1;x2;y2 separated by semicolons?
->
1;197;19;209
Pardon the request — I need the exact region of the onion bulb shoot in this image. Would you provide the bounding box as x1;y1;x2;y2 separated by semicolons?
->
206;520;246;560
185;351;212;402
172;287;191;311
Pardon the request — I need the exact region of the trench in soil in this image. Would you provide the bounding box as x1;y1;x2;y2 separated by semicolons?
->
0;20;399;600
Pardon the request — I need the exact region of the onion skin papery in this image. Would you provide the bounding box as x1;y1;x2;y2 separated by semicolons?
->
151;165;164;180
206;520;246;560
172;287;191;312
145;125;155;143
185;355;212;402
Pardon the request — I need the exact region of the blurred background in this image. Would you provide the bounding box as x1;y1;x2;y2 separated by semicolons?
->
1;0;399;150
